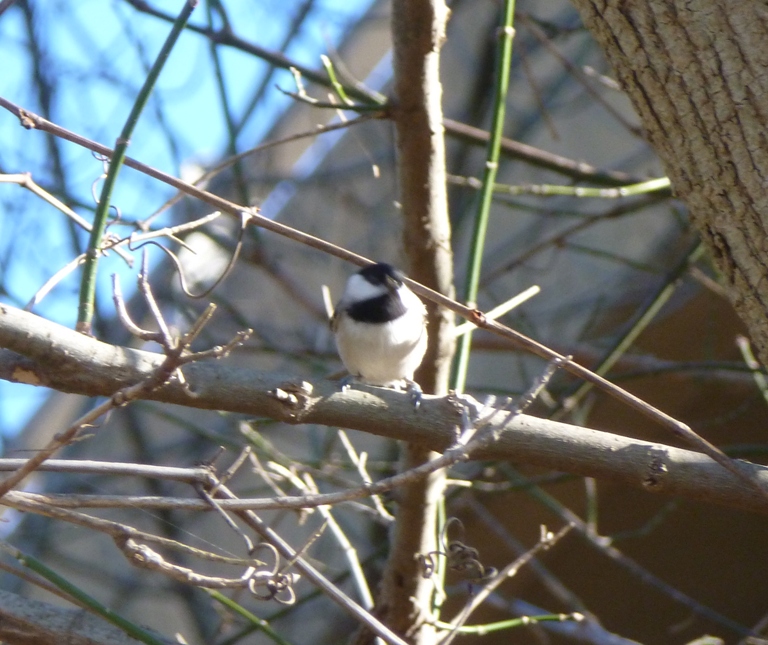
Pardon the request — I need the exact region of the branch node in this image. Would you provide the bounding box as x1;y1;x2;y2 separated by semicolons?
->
268;381;314;410
18;109;36;129
643;447;670;491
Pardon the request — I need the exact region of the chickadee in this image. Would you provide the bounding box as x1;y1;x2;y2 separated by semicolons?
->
332;263;428;394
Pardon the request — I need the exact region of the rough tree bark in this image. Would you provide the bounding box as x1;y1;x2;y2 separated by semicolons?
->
570;0;768;365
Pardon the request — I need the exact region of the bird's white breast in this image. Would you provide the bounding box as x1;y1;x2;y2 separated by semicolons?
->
334;288;427;386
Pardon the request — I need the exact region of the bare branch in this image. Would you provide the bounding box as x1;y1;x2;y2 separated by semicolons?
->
0;291;246;497
1;305;767;513
209;481;410;645
0;458;214;483
0;172;133;265
1;95;742;494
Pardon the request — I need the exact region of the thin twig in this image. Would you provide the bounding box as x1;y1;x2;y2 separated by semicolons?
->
0;96;763;498
208;480;409;645
0;458;214;483
112;273;163;341
338;429;393;522
196;486;254;554
138;252;174;348
453;285;539;338
0;172;133;264
520;13;643;137
25;254;87;311
1;490;265;567
126;210;222;248
302;471;375;610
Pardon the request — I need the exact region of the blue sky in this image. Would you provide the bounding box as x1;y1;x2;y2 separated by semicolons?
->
0;0;374;440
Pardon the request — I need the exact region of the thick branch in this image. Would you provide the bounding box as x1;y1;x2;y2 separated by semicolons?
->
570;0;768;366
1;304;767;514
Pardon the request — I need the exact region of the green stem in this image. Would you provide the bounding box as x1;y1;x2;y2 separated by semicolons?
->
452;0;516;392
0;541;168;645
321;55;355;106
434;612;582;634
76;0;197;333
449;175;671;198
206;589;294;645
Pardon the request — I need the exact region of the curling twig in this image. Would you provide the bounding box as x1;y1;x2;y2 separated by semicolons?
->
438;524;573;645
207;480;409;645
0;272;249;498
0;172;133;265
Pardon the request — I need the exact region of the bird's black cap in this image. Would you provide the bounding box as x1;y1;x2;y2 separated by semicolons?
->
358;262;404;289
348;263;407;323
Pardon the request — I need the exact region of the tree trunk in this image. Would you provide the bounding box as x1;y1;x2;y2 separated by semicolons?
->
571;0;768;365
365;0;455;643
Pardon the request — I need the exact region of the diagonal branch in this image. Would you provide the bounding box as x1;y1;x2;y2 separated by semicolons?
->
0;96;762;498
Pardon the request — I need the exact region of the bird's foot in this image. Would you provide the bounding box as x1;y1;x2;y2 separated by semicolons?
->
405;379;423;411
339;374;356;392
339;375;422;410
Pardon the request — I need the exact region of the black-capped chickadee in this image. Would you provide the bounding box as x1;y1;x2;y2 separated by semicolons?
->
331;263;428;396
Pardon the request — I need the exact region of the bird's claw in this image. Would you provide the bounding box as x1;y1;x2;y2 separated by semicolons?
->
339;374;355;392
406;380;423;411
339;375;422;411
